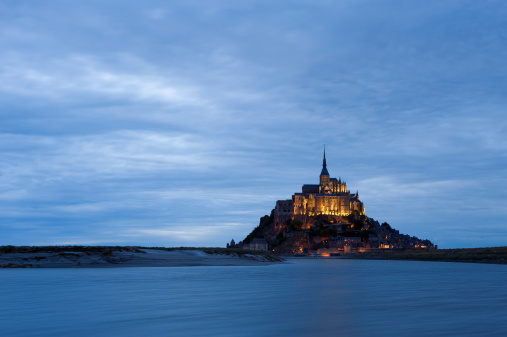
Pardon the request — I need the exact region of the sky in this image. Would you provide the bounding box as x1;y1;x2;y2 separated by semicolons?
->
0;0;506;249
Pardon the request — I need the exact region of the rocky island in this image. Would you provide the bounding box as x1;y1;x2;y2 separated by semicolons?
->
232;150;435;256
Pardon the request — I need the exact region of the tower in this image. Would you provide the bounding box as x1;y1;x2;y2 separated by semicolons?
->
320;147;330;185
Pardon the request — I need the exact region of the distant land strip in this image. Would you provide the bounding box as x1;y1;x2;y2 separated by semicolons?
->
3;246;507;267
345;247;507;265
0;246;284;268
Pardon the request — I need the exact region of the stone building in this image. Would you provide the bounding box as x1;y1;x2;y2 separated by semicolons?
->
242;238;268;251
274;150;365;228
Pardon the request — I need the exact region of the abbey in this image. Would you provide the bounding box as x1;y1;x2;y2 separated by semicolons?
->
238;150;435;254
274;150;365;227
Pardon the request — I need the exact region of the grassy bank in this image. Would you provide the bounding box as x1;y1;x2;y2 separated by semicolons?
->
352;247;507;265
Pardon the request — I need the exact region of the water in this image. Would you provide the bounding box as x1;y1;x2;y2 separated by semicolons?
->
1;259;506;337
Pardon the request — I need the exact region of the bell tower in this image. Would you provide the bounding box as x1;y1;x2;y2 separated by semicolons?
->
319;147;330;185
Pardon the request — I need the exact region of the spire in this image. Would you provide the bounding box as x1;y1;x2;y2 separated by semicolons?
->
320;146;329;176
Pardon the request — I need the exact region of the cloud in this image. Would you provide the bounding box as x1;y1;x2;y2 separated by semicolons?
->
0;130;226;186
0;54;204;106
0;1;506;248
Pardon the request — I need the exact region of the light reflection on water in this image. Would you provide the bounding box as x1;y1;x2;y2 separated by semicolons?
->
1;259;507;337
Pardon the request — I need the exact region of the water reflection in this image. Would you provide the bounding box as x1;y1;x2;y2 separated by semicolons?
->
1;259;506;336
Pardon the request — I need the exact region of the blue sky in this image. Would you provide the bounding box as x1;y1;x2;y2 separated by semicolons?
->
1;1;506;248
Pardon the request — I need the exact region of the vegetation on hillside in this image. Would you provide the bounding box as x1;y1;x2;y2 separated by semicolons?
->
242;209;274;244
240;209;434;255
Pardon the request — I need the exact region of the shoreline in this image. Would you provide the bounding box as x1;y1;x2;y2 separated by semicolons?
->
3;245;507;267
288;247;507;265
0;246;285;268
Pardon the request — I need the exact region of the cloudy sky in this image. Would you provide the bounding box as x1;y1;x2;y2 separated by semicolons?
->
1;1;506;248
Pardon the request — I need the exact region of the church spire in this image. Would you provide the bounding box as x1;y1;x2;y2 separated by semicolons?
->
320;146;329;176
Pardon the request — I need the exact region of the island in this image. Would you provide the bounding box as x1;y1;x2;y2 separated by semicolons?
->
232;150;436;255
229;152;507;264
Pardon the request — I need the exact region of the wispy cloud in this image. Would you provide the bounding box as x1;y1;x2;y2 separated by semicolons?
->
0;1;506;248
0;54;204;106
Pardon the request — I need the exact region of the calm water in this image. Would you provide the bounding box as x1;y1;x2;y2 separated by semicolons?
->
1;259;506;337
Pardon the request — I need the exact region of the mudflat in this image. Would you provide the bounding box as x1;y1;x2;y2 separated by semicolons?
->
0;246;285;268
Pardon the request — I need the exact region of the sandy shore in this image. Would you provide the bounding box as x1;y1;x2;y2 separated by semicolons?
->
0;248;285;268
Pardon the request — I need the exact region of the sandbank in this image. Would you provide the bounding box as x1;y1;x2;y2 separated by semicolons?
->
0;247;285;268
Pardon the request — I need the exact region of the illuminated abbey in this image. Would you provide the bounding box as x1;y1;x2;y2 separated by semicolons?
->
236;149;435;254
274;150;365;227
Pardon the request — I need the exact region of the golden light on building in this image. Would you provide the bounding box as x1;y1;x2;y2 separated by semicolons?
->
274;150;365;228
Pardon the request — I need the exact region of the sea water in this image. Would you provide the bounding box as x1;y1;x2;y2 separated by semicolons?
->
1;259;506;337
